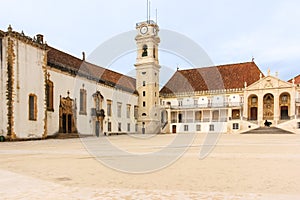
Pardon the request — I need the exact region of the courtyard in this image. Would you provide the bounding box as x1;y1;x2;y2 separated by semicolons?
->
0;133;299;199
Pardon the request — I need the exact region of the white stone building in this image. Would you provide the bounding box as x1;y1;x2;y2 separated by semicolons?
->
0;21;300;140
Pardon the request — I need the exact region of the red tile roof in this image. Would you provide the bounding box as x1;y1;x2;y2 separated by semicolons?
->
160;62;263;95
288;74;300;84
47;47;136;93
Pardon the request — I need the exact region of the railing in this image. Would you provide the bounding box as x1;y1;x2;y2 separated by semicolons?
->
161;121;168;130
170;117;228;123
171;102;243;109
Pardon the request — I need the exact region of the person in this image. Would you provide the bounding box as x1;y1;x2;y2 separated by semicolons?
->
264;120;272;127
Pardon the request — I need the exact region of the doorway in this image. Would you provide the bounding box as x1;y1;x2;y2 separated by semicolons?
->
172;125;176;133
59;95;77;133
280;106;289;120
250;107;257;120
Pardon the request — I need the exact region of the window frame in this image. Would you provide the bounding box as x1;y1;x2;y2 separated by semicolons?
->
28;94;37;121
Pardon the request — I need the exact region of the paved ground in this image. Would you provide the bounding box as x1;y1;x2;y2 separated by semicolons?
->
0;133;299;199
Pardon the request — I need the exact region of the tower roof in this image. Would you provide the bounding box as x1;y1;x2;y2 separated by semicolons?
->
160;62;263;96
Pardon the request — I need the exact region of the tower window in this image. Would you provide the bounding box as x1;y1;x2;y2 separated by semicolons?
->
143;81;146;86
153;46;156;58
143;101;146;107
143;91;146;96
142;45;148;57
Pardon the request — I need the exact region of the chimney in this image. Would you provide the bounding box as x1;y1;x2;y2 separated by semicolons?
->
36;34;44;44
82;52;85;61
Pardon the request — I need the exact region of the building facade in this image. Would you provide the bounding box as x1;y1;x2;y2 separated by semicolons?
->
0;22;300;140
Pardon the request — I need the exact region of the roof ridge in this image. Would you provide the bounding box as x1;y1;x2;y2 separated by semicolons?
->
177;61;255;72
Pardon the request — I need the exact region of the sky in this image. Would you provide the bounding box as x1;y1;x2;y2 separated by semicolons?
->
1;0;300;84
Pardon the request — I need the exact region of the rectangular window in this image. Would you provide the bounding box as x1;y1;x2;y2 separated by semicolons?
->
118;122;122;132
107;100;112;117
127;123;130;132
184;125;189;131
134;106;138;119
79;89;87;115
178;100;183;107
209;124;214;131
46;80;54;111
194;99;198;105
29;94;37;121
196;124;201;131
143;81;146;86
117;102;122;118
298;122;300;129
143;101;146;107
143;91;146;97
233;123;239;130
108;122;112;132
126;104;131;118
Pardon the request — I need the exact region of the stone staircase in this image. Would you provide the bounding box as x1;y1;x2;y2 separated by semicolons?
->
242;127;294;134
48;133;93;139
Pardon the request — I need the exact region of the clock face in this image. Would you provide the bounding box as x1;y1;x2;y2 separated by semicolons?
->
140;26;148;34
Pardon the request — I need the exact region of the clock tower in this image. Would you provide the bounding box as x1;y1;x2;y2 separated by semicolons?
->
135;20;160;134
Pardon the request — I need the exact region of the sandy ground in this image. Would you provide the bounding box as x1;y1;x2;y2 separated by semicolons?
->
0;133;300;199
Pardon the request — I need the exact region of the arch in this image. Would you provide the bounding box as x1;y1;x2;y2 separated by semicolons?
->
279;92;290;120
142;44;148;57
212;110;219;121
248;94;258;120
263;93;274;120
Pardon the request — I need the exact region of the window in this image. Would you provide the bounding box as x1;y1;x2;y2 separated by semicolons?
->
298;122;300;129
135;124;138;132
118;123;122;132
108;122;112;132
252;97;257;103
196;124;201;131
134;106;138;119
143;101;146;107
143;81;146;86
142;44;148;57
143;91;146;97
117;102;122;118
155;92;156;97
127;123;131;132
233;123;239;130
29;94;37;121
209;124;214;131
126;104;131;118
142;72;146;75
142;113;147;116
184;125;189;131
79;89;87;115
107;100;112;117
194;99;198;105
46;79;54;111
178;100;183;107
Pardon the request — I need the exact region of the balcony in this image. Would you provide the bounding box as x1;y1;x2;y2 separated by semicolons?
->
91;108;105;118
171;102;243;109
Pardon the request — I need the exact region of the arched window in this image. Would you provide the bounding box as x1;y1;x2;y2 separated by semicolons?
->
29;94;37;121
46;80;54;111
79;88;87;115
142;44;148;57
